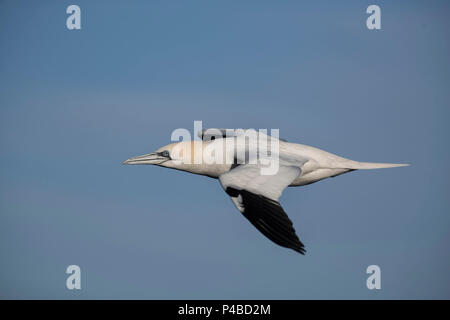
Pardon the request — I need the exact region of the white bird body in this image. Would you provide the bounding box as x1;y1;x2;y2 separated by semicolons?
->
124;129;408;255
151;139;406;186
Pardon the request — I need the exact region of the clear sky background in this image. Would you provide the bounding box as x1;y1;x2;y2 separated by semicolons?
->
1;0;449;299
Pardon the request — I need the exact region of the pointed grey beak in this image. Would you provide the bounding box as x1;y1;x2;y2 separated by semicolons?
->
122;152;169;165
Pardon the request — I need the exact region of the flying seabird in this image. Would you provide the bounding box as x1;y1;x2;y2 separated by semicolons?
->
123;129;408;255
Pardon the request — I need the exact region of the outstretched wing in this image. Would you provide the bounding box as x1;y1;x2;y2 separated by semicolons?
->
198;128;287;142
219;164;306;254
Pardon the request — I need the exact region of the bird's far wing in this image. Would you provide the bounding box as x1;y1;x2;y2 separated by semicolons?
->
198;128;233;141
219;164;305;254
198;128;287;142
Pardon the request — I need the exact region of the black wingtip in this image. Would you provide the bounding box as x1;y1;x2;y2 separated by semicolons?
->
292;246;306;255
227;188;308;256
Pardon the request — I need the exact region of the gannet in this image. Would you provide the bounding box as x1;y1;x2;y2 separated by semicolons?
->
123;129;408;255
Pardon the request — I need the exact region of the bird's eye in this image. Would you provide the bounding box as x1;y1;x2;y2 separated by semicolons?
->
162;150;170;158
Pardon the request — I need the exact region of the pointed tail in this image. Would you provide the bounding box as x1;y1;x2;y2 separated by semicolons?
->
347;161;410;170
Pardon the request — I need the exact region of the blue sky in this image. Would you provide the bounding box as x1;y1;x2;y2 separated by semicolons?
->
0;0;449;299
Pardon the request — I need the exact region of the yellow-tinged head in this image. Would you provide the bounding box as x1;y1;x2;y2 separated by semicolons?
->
123;141;206;166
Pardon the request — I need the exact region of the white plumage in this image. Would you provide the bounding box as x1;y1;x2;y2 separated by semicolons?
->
124;129;408;254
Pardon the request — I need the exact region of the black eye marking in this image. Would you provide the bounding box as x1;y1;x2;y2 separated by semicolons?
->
160;150;170;158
